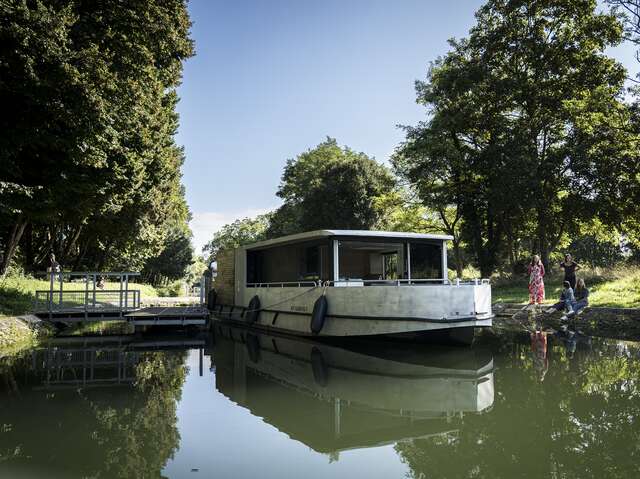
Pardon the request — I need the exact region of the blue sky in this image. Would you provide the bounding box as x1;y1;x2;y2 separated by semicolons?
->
178;0;638;252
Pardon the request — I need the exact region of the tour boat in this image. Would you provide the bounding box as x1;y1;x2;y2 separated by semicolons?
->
211;230;492;344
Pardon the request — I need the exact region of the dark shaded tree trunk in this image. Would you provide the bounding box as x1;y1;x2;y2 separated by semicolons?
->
465;197;504;278
62;224;84;265
453;240;463;278
23;222;34;272
0;216;28;277
72;236;91;271
536;207;550;271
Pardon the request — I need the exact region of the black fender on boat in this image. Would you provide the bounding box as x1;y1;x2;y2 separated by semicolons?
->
247;295;261;323
310;295;328;335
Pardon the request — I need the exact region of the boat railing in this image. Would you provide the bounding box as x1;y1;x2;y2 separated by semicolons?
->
246;281;320;288
245;278;491;288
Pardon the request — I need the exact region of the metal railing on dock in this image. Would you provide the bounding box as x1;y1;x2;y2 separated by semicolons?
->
32;271;210;325
33;271;141;321
34;290;140;313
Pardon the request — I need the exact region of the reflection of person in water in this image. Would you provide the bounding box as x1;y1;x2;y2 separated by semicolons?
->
530;331;549;382
555;327;592;360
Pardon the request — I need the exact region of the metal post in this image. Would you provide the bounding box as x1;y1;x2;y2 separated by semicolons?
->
332;240;339;283
124;274;129;310
84;273;89;322
406;242;411;283
119;274;123;318
58;271;63;307
441;241;448;283
200;276;205;306
199;348;203;377
92;274;96;309
49;270;54;320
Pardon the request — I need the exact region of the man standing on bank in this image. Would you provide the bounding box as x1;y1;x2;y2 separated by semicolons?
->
560;253;580;290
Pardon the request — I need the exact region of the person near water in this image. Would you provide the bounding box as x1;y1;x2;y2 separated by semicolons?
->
568;278;589;316
545;280;575;313
560;254;580;290
528;255;546;305
48;253;60;273
48;252;62;283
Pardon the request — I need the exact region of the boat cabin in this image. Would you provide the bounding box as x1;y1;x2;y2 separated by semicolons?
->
241;230;452;287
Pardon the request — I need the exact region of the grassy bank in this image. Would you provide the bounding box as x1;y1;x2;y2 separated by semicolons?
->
0;315;53;355
491;266;640;308
0;275;159;317
0;274;157;353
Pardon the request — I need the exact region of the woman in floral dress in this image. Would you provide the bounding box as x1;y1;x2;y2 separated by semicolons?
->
527;255;545;305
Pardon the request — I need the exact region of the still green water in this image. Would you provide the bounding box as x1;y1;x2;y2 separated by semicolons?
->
1;324;639;479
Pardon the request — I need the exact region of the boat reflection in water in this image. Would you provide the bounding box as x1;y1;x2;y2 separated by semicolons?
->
212;324;495;454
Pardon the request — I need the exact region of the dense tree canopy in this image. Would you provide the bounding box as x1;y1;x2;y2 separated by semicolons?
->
0;0;193;276
267;138;396;237
202;215;270;264
202;139;397;262
394;0;640;276
141;224;194;285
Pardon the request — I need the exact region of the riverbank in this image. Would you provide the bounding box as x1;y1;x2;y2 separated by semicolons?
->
491;266;640;308
493;302;640;341
0;275;160;316
0;314;54;357
0;274;160;352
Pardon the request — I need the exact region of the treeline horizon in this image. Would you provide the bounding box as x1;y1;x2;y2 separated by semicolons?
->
205;0;640;278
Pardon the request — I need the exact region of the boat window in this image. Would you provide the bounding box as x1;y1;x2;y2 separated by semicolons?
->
409;242;443;279
338;241;405;281
246;240;330;285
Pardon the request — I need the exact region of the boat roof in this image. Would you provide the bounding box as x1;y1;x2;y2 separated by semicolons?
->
244;229;453;250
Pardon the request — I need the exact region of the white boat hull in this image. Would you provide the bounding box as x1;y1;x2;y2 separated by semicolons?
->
213;283;492;341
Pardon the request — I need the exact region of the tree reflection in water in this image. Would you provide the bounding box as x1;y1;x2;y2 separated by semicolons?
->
395;334;640;478
0;344;188;478
2;330;639;479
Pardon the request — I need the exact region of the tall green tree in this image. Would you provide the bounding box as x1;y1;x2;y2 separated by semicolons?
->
268;138;396;237
395;0;637;275
141;224;194;285
202;215;271;265
0;0;193;275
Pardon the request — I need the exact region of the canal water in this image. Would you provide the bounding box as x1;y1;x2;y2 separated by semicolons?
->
1;325;639;478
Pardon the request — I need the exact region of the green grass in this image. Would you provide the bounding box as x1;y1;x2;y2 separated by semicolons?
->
0;274;159;316
491;266;640;308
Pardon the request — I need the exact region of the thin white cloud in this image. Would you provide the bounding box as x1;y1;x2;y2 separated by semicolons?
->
189;207;275;255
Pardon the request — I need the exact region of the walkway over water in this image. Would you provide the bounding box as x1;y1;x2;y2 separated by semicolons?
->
33;271;209;326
